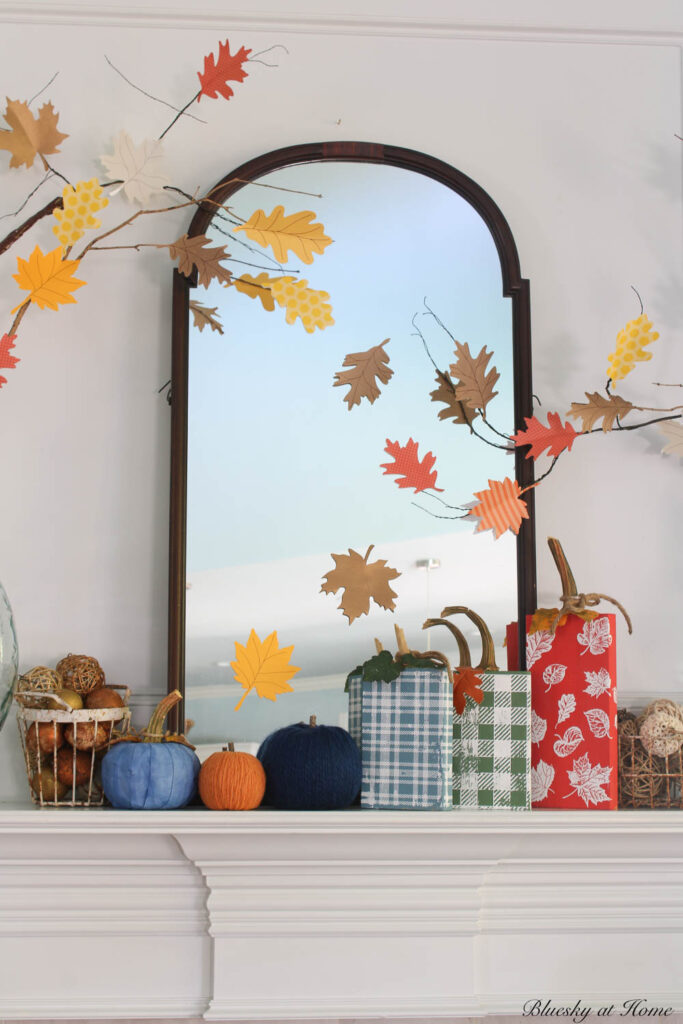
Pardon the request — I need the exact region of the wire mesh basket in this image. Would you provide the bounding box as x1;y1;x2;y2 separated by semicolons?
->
15;687;131;806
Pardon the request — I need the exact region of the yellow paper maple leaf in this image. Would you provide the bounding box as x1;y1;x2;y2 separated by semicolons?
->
234;206;332;264
230;629;300;711
0;98;68;170
12;245;85;313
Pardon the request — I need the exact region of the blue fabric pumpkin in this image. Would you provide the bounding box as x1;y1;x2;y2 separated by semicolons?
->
101;690;200;810
257;715;361;810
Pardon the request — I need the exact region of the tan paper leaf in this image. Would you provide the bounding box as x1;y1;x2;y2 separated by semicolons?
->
659;420;683;457
566;392;634;432
333;339;393;409
320;544;400;624
234;205;332;265
450;341;500;413
0;99;67;169
189;300;224;335
167;234;232;289
429;370;480;425
230;272;277;312
100;131;170;205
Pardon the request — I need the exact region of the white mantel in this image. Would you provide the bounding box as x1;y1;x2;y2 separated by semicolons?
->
1;806;682;1021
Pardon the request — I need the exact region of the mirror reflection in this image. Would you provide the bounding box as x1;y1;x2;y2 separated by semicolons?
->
184;160;517;751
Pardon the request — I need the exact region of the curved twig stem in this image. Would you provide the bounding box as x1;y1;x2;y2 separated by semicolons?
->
158;91;201;141
28;72;59;107
42;160;70;187
630;285;644;315
104;55;207;123
422;297;456;342
411;501;468;521
0;195;62;257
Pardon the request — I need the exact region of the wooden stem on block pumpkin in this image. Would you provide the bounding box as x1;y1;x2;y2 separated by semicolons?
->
422;618;471;667
144;690;183;742
546;536;633;635
394;625;409;655
441;605;499;671
548;537;577;599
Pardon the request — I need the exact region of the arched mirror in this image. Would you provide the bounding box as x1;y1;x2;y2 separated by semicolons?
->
168;142;536;748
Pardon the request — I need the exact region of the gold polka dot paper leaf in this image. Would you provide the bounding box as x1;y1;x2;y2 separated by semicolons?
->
607;314;659;384
269;276;334;333
0;98;68;170
100;130;170;205
230;629;300;712
658;420;683;458
234;206;332;265
52;178;108;248
11;245;85;313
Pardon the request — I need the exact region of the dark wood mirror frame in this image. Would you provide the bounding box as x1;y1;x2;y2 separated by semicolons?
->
167;140;536;730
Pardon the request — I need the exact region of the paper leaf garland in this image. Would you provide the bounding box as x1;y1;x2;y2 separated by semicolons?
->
52;179;108;248
0;333;19;388
607;314;659;384
198;40;251;101
453;667;484;715
12;246;85;312
430;370;480;426
100;131;170;205
513;412;579;460
230;628;300;711
234;206;332;265
470;477;529;539
231;272;277;312
381;438;443;493
450;341;499;413
189;300;224;334
333;339;393;409
567;392;634;432
0;99;67;170
166;234;232;288
659;421;683;457
320;544;400;624
269;277;334;333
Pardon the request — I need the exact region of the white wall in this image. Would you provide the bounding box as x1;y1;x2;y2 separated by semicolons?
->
0;0;681;802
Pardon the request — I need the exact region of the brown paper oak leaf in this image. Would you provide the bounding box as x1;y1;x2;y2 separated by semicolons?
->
230;272;277;312
430;370;480;426
451;341;499;413
189;300;224;335
333;338;393;409
0;99;68;170
321;544;400;624
166;234;232;288
566;392;634;432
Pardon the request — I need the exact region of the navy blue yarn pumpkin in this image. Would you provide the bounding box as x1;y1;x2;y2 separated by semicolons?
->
257;715;361;810
101;690;200;810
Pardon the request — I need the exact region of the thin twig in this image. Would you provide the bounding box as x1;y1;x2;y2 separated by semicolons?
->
630;285;644;315
422;297;457;342
248;44;289;67
42;160;70;187
0;194;62;257
652;382;683;388
587;412;682;433
28;72;59;107
7;300;30;337
418;490;469;512
158;91;201;141
411;502;468;522
481;413;513;442
0;172;53;221
104;55;207;123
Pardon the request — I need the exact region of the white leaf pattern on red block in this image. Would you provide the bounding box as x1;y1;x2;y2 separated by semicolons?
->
527;630;554;668
583;667;611;698
531;709;547;744
557;693;576;724
543;662;567;693
584;707;611;738
577;616;613;657
553;725;584;758
531;760;555;802
565;753;612;806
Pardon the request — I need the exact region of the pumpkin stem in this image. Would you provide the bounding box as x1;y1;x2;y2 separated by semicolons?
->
144;690;183;743
394;624;409;655
440;606;499;671
548;537;578;598
228;742;235;752
374;637;383;654
422;618;471;668
309;715;317;727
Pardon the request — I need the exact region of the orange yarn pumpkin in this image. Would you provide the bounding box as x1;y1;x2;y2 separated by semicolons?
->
199;746;266;811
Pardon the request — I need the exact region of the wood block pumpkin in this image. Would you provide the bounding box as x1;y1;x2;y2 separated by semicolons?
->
199;743;266;810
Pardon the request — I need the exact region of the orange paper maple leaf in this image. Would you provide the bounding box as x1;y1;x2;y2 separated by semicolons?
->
471;477;529;539
198;40;251;101
512;412;579;460
230;629;300;711
0;333;18;388
321;544;400;624
453;667;484;715
12;245;85;313
381;438;444;493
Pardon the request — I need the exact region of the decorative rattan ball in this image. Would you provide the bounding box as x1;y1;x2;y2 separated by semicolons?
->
619;743;665;805
17;666;62;693
639;711;683;758
637;699;683;729
56;654;105;695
